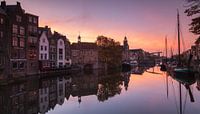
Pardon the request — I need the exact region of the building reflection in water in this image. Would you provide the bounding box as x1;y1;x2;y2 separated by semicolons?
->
0;70;130;114
131;66;148;75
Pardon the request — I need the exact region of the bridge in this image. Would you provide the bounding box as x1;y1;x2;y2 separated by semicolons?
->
150;52;162;57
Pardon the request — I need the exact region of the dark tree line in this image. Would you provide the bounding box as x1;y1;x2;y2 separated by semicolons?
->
184;0;200;35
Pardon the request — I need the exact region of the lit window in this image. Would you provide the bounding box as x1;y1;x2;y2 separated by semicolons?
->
12;24;18;34
12;37;18;46
16;15;22;22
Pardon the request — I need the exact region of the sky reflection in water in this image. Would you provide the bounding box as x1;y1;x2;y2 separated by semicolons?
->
47;67;200;114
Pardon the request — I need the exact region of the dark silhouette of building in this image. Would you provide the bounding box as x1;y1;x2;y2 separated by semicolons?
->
25;13;39;75
0;1;40;78
0;5;6;79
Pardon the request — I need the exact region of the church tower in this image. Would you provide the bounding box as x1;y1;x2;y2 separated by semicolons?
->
123;36;129;50
78;35;81;43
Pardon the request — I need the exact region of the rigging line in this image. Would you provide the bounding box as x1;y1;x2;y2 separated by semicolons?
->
180;23;186;52
183;88;188;114
172;19;178;53
171;78;179;114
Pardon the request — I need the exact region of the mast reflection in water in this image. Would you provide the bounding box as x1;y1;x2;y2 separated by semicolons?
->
0;66;200;114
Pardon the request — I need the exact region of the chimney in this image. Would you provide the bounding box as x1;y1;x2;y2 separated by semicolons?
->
17;1;20;6
1;1;6;9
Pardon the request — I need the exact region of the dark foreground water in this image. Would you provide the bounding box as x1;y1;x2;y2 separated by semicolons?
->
0;66;200;114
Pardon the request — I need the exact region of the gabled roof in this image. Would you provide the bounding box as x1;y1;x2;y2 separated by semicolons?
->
38;26;52;37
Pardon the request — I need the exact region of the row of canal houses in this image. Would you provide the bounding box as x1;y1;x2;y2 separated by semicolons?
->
0;1;102;79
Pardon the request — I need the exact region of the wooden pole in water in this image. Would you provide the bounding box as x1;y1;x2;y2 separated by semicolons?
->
179;82;182;114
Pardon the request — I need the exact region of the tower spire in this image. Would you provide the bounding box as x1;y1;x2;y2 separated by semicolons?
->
78;32;81;43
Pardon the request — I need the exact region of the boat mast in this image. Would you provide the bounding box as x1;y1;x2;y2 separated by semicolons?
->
165;36;168;63
177;10;181;66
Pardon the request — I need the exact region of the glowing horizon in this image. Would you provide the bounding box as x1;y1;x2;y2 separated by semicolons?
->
5;0;197;53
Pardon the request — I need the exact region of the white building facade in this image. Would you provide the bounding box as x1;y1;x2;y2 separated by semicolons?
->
57;38;65;67
39;31;49;68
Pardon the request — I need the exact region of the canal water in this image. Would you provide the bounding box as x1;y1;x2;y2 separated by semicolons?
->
0;66;200;114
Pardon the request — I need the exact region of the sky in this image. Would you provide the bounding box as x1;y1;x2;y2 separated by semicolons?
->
4;0;198;54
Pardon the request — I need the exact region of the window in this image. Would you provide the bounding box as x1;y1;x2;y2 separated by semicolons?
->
41;98;43;103
41;46;43;50
12;37;18;46
29;16;32;23
45;96;47;101
12;62;18;69
60;41;63;45
19;38;25;47
41;54;43;60
43;39;45;43
28;37;37;44
45;46;47;51
28;25;32;32
50;55;52;60
33;17;37;24
19;26;25;35
59;62;63;67
33;26;37;33
44;54;47;60
0;31;3;38
16;15;22;22
0;18;3;24
12;24;18;34
59;49;63;60
19;62;25;69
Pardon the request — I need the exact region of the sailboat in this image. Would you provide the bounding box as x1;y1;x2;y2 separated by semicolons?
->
160;36;168;71
173;10;195;77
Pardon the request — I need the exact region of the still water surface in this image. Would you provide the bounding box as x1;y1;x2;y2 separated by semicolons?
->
1;66;200;114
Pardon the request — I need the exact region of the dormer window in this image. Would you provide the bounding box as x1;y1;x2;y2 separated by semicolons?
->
60;41;63;46
16;15;22;22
